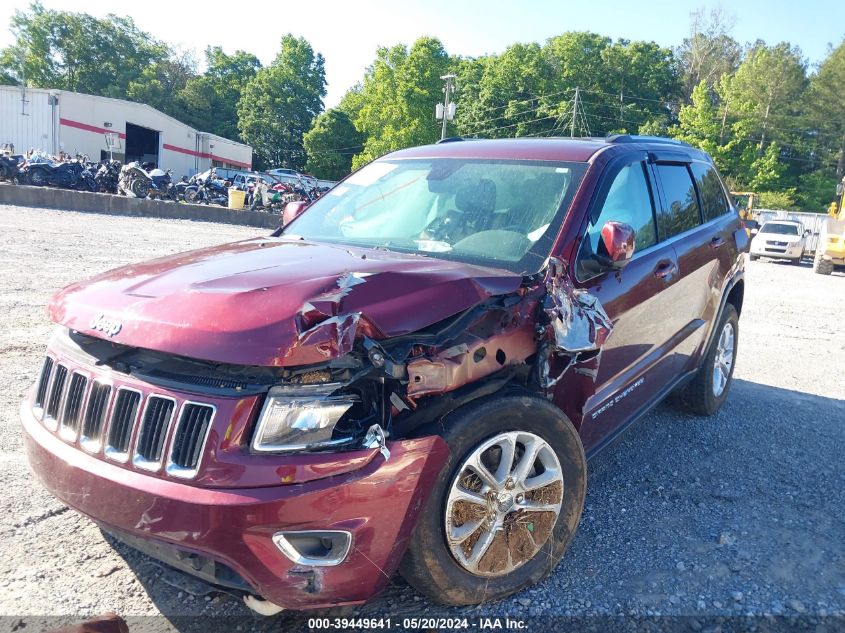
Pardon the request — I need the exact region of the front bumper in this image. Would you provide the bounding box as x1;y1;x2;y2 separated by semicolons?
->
22;401;448;610
750;240;804;259
750;241;803;259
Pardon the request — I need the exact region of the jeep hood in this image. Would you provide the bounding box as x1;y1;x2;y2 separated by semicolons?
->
49;237;523;367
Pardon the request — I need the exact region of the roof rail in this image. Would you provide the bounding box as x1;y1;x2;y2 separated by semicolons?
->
436;137;467;144
606;134;691;147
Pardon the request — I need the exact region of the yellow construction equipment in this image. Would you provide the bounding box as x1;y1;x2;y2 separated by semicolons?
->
731;191;757;220
813;176;845;275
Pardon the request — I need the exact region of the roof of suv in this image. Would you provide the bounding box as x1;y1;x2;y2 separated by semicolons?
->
389;135;704;163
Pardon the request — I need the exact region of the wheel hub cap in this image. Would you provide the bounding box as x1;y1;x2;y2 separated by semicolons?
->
444;431;564;577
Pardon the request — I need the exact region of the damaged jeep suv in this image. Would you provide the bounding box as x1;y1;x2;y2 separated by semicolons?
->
22;135;747;612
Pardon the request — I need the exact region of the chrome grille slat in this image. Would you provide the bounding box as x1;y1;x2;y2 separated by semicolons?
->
134;396;176;470
105;389;141;459
60;373;88;437
34;357;54;411
167;403;215;478
81;382;111;447
44;364;68;423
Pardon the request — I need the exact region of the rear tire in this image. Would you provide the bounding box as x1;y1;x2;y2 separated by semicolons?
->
813;250;834;275
400;394;586;606
130;179;150;198
675;304;739;416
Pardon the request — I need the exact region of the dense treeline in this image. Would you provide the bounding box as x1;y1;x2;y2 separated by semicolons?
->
2;4;843;209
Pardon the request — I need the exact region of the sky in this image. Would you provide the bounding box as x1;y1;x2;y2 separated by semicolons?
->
1;0;843;108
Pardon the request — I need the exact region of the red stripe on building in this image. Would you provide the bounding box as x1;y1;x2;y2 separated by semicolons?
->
163;143;251;169
59;118;126;138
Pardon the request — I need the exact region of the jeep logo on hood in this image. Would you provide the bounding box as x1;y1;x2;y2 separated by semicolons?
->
89;313;122;337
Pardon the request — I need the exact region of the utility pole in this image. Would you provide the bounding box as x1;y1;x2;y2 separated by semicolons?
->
570;86;580;138
619;87;624;123
437;74;457;140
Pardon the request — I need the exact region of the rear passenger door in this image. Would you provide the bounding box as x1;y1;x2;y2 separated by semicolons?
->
650;159;732;374
571;156;689;452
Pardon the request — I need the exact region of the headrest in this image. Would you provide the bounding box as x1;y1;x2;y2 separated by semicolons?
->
455;178;496;216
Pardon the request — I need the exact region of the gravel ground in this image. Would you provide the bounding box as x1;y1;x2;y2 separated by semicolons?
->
0;205;843;632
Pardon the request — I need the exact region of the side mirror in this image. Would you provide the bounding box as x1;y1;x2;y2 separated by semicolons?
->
282;200;309;225
599;221;636;268
750;228;759;236
803;229;811;237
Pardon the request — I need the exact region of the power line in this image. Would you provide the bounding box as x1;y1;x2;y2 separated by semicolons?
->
460;87;575;118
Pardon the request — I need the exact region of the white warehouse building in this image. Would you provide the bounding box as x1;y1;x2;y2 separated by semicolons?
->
0;85;252;177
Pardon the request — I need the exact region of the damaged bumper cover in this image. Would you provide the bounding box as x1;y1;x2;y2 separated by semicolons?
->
21;401;448;610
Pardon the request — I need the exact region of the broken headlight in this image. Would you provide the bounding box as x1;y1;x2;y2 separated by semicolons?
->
252;384;357;452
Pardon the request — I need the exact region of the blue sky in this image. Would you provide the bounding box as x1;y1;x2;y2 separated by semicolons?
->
1;0;843;107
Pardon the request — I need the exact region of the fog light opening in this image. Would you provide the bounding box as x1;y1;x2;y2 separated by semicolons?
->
272;530;352;567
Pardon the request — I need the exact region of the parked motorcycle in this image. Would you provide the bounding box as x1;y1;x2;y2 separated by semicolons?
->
21;157;97;191
0;154;24;182
118;162;151;198
94;160;121;194
145;167;177;201
184;169;229;206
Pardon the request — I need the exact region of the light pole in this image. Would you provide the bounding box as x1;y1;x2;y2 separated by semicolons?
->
436;74;457;140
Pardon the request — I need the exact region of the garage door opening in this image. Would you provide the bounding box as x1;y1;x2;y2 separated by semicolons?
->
125;123;160;166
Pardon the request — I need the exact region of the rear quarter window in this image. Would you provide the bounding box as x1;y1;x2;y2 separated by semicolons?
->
690;162;730;222
655;163;701;239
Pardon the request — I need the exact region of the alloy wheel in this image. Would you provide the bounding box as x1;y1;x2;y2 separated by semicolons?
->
712;322;735;397
444;431;563;577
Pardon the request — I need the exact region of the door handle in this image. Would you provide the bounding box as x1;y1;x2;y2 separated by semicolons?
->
654;260;678;280
709;236;725;249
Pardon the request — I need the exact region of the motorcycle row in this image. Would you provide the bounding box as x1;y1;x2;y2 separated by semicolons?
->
0;150;321;212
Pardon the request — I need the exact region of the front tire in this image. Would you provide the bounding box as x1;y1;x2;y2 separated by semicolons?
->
749;253;759;261
675;304;739;416
130;179;150;198
813;250;834;275
400;394;586;606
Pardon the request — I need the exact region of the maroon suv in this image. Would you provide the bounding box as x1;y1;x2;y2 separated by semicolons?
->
21;135;747;613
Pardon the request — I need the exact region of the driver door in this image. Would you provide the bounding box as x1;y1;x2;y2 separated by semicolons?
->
568;157;687;453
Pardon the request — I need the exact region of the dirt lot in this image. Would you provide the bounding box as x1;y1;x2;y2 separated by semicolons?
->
0;205;843;632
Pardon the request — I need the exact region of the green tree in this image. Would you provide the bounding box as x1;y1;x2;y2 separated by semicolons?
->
675;7;741;101
178;47;261;141
303;109;364;180
351;37;450;168
749;142;787;191
0;2;168;97
126;50;196;116
454;33;678;140
456;42;555;138
725;42;807;151
670;80;739;172
237;35;325;170
805;38;845;179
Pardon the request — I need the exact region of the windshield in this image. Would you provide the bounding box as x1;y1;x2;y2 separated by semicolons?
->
761;222;800;236
284;158;586;273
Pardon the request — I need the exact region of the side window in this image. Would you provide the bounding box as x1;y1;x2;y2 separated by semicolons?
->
690;162;730;221
586;162;657;255
654;164;702;239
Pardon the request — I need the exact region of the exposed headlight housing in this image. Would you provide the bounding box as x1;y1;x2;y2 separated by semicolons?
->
252;384;357;453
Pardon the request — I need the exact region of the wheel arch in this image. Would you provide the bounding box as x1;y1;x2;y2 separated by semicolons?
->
725;278;744;317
